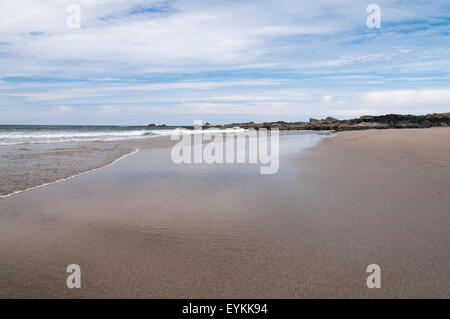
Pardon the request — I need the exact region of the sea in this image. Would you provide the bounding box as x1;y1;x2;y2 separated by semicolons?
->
0;125;179;146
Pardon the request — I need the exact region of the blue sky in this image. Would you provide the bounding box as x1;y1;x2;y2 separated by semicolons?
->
0;0;449;125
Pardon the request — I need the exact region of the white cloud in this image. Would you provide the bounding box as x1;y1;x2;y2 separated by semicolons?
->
362;89;450;106
251;25;335;36
331;109;377;116
322;95;333;102
0;0;449;123
52;105;74;113
3;0;424;67
5;79;281;102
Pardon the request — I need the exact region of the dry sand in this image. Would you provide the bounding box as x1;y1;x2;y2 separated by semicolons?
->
0;128;448;298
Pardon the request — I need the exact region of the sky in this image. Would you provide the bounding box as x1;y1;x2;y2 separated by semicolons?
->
0;0;449;125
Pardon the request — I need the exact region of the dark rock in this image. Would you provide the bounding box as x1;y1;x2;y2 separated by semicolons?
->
174;113;449;132
149;123;167;127
324;116;338;122
202;113;449;131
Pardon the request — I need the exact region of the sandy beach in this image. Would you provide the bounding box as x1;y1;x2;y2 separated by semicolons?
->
0;128;448;298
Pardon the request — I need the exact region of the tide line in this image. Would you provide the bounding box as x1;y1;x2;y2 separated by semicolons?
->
0;148;140;200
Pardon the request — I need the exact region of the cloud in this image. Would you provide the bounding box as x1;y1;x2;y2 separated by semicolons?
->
52;106;74;114
362;89;450;106
331;109;377;116
5;79;282;102
322;95;333;103
0;0;449;124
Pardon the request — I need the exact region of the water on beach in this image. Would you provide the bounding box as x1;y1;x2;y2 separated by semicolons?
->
1;129;448;298
0;132;333;298
0;125;332;197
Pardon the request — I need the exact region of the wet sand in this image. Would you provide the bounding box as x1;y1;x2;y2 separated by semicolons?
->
0;136;176;197
0;128;448;298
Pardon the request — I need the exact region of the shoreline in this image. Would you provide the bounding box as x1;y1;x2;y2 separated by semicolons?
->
0;148;140;200
0;135;176;197
0;123;446;199
0;128;448;298
0;130;325;198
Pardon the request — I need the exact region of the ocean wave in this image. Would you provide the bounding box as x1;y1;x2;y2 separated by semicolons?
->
0;135;158;145
0;127;244;145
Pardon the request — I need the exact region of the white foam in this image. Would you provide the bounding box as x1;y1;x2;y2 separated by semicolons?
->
0;128;244;145
0;135;160;146
0;148;140;200
149;127;246;136
0;130;150;139
0;129;160;145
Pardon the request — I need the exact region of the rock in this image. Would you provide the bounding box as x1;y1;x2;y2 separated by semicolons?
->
323;116;338;122
163;113;450;132
149;123;167;127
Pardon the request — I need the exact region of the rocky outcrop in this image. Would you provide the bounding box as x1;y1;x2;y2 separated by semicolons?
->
198;113;450;131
